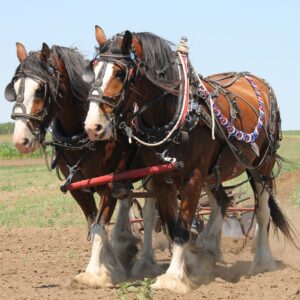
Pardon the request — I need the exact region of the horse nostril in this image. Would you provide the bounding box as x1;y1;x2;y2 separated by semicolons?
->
23;138;30;146
95;124;103;132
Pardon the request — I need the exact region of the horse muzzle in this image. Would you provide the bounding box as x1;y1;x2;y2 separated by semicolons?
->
13;121;40;153
13;136;40;153
85;122;112;141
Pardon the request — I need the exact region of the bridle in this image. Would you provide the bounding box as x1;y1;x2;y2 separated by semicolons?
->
85;50;139;122
85;45;187;146
5;60;61;142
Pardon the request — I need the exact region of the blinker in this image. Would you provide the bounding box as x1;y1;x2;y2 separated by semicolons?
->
47;66;55;75
82;62;95;84
4;82;16;102
130;52;136;61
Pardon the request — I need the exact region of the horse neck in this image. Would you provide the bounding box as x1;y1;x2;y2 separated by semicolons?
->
55;87;87;136
133;79;176;127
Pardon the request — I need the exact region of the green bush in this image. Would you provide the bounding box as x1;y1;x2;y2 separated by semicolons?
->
0;142;46;159
0;122;14;135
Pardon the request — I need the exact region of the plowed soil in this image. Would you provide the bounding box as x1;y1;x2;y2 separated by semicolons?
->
1;169;300;300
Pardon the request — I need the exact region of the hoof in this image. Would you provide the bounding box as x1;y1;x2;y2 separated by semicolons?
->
111;232;139;268
185;245;215;279
151;273;191;293
131;259;164;279
74;270;126;288
74;272;113;288
250;258;277;275
112;180;133;199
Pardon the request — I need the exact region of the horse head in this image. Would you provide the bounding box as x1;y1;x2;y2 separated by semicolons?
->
5;43;89;153
5;43;57;152
84;26;179;141
84;26;148;141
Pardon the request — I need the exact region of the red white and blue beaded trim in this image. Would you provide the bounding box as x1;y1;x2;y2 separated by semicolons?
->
198;76;264;143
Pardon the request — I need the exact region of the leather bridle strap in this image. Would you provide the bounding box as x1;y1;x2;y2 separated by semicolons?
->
87;58;132;109
9;69;60;142
10;74;49;123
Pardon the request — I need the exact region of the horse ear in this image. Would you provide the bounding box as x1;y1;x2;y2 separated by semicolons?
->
132;37;143;59
40;42;50;61
16;42;27;62
121;30;132;53
95;25;107;46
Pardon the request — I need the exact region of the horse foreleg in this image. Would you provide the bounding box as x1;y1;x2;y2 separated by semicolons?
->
111;197;139;269
74;191;126;287
152;170;202;292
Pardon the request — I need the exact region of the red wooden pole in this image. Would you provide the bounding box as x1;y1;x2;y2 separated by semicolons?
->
66;162;180;191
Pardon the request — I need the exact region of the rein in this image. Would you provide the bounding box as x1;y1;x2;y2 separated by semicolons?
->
42;118;96;191
43;120;95;151
120;51;189;147
86;35;281;179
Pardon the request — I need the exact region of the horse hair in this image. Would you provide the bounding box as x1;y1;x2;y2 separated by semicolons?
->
246;170;299;250
100;31;180;94
52;46;90;103
14;46;90;106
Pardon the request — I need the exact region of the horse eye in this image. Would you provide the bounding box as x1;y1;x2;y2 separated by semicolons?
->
116;69;126;80
35;86;45;98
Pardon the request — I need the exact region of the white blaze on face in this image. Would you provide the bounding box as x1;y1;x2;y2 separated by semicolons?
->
85;62;114;140
12;78;40;153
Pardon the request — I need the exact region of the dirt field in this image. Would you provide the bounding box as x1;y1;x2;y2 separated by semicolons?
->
1;169;300;299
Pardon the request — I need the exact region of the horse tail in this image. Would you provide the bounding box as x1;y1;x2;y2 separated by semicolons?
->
246;170;299;250
268;195;300;250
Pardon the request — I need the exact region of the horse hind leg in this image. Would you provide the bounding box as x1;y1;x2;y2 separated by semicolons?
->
195;185;229;261
131;192;163;279
110;197;139;269
182;185;229;287
249;179;277;274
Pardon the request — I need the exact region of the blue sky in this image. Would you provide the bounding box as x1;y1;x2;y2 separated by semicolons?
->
1;0;300;129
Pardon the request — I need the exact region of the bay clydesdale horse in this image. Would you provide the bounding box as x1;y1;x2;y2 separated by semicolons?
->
82;26;297;292
5;42;161;286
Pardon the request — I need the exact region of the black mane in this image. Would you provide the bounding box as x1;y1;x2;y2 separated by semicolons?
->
52;46;90;102
100;31;179;93
15;52;50;81
15;46;90;104
134;32;178;83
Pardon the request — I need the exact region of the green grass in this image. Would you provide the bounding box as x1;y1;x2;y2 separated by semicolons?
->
0;132;299;228
0;133;51;159
223;133;300;198
282;130;300;136
0;162;86;228
0;134;12;142
278;135;300;174
0;122;14;135
119;279;153;300
0;141;46;159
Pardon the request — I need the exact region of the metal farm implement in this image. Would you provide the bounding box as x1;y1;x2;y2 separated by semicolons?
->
63;162;255;239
